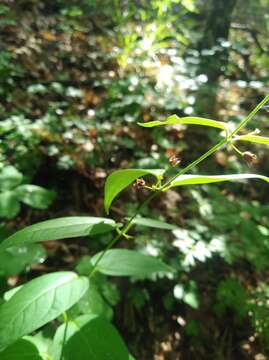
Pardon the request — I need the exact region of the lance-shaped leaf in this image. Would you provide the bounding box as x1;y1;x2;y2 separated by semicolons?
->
138;115;228;134
162;174;269;191
130;216;177;230
104;169;165;214
91;249;172;277
0;272;89;351
234;134;269;146
51;315;129;360
0;217;116;252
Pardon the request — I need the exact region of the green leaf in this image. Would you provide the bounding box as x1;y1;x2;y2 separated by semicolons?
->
0;217;116;252
15;185;55;209
104;169;165;213
51;315;129;360
0;272;89;351
0;166;23;191
76;285;106;317
131;216;177;230
0;337;44;360
234;134;269;146
91;249;172;277
163;174;269;191
138;115;228;133
0;243;46;276
4;285;23;301
0;191;20;219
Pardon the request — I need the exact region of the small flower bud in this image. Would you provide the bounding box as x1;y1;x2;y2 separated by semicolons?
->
169;155;181;167
243;151;257;164
133;178;146;188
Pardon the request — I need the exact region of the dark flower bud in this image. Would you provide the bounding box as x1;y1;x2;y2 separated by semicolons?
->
243;151;257;164
169;155;181;167
133;178;146;188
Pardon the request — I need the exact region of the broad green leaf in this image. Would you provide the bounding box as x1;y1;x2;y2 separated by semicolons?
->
0;271;89;351
234;134;269;146
0;216;116;252
0;191;20;218
15;185;55;209
163;174;269;191
0;337;44;360
131;216;177;230
104;169;165;213
51;315;129;360
91;249;172;277
0;243;46;276
0;166;22;191
138;115;228;133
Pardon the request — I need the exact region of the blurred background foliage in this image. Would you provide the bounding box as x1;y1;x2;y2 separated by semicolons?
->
1;0;269;358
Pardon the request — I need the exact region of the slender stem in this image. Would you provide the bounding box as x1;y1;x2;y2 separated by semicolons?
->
89;94;269;277
230;94;269;137
89;190;158;277
229;142;243;156
160;138;227;190
59;312;68;360
89;138;226;276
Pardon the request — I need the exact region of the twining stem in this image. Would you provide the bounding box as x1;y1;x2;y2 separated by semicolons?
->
89;94;269;277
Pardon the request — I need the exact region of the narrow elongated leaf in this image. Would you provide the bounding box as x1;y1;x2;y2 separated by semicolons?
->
234;134;269;146
163;174;269;191
131;216;177;230
0;217;116;252
52;315;129;360
0;272;89;351
138;115;228;133
91;249;172;277
104;169;165;214
15;185;55;209
0;166;22;191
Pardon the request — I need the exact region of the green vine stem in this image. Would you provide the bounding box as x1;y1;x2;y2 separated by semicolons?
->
89;94;269;278
59;312;69;360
